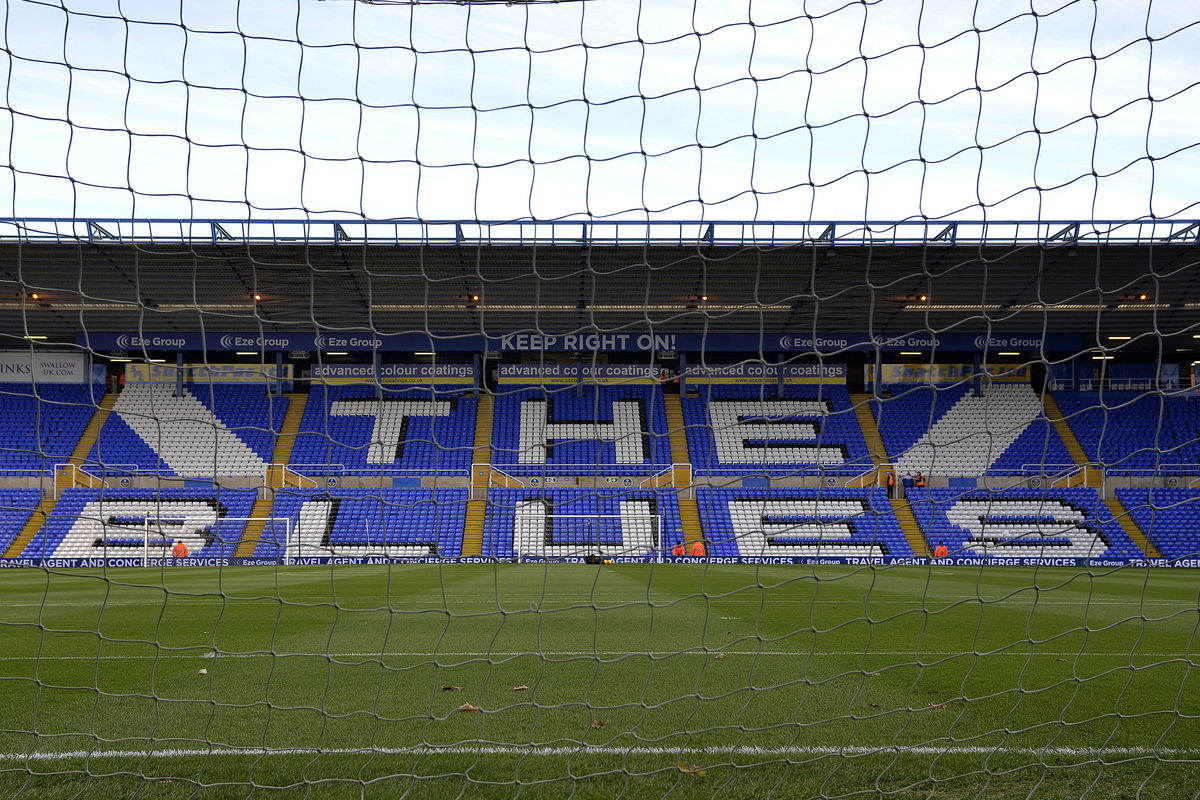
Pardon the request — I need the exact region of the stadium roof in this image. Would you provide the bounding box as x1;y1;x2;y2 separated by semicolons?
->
1;218;1197;352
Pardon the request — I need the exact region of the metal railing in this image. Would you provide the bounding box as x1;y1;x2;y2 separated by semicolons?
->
1;218;1197;249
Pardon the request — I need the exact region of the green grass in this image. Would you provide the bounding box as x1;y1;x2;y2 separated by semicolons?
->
0;563;1197;798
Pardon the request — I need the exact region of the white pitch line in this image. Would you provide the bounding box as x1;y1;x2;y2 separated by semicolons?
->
0;744;1197;762
1;598;1193;608
0;650;1193;662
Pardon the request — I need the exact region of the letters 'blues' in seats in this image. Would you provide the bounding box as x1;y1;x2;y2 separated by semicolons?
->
255;488;469;559
485;489;681;560
907;487;1142;560
696;488;908;558
22;488;258;560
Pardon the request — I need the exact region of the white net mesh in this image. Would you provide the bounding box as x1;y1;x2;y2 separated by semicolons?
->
0;0;1198;797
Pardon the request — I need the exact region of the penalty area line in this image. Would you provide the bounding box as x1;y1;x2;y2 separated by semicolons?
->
0;650;1194;661
1;744;1198;762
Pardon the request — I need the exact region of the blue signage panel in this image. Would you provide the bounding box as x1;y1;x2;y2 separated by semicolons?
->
1;556;1193;568
78;331;1085;354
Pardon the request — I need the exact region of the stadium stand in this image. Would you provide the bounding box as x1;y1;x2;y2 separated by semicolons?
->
491;385;670;475
20;488;259;559
0;489;48;553
696;488;909;557
1056;391;1200;475
907;488;1143;559
290;385;476;476
0;383;103;474
87;384;286;477
253;488;469;558
1115;489;1200;560
880;383;1072;476
683;385;872;476
485;489;682;560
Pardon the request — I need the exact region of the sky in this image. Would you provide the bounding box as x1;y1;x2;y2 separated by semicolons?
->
1;0;1198;223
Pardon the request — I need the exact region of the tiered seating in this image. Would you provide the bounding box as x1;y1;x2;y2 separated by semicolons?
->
1056;392;1200;475
0;489;46;553
22;488;258;559
291;385;475;476
485;489;682;559
88;385;286;477
696;488;908;557
684;386;872;476
0;383;103;474
907;488;1142;559
255;488;469;558
880;383;1071;476
1116;489;1200;560
491;385;670;475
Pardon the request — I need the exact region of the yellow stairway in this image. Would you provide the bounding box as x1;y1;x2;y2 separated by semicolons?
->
53;393;119;494
1042;393;1096;488
663;394;690;464
891;499;930;557
4;497;56;559
236;393;308;559
262;393;315;489
1104;496;1162;559
272;393;308;465
234;489;278;559
461;393;494;557
9;393;119;558
678;497;703;546
849;393;889;466
662;395;703;545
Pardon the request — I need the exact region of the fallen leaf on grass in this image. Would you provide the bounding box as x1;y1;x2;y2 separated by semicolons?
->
456;702;481;713
511;685;529;691
441;685;464;692
713;653;726;660
866;672;879;678
590;719;606;729
927;702;949;710
676;761;707;777
868;703;879;708
198;668;208;675
1056;658;1067;662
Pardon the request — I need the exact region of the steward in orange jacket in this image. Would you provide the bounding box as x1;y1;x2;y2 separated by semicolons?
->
689;540;707;557
171;541;190;558
671;543;686;556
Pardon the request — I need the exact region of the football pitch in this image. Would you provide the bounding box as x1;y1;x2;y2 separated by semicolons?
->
0;564;1197;799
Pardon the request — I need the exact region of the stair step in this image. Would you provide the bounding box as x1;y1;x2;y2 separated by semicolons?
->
1042;393;1100;488
849;393;889;466
678;497;703;544
663;394;691;465
473;393;494;465
461;498;487;557
1104;496;1162;559
889;498;929;557
271;393;308;464
234;489;278;558
3;498;55;559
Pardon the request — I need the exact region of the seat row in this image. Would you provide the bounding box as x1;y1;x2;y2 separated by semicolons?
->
3;486;1186;563
0;383;1198;480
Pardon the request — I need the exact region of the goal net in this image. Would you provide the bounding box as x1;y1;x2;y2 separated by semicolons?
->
0;0;1198;797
